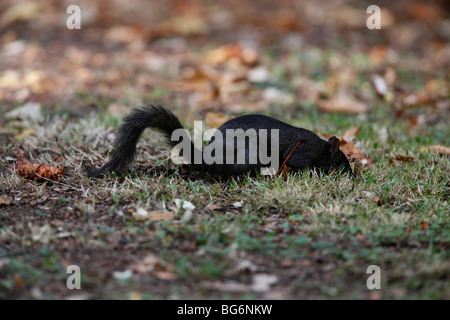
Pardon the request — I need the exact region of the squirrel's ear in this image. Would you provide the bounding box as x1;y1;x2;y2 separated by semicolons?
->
328;136;340;157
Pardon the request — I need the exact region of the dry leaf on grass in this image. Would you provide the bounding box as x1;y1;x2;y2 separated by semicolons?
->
251;274;278;292
318;126;371;164
318;91;368;114
132;208;174;222
420;221;429;231
0;195;13;206
237;260;258;273
204;281;250;293
419;145;450;156
205;112;231;128
15;148;64;182
5;102;42;121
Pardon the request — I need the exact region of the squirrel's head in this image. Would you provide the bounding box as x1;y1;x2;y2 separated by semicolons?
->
327;136;353;176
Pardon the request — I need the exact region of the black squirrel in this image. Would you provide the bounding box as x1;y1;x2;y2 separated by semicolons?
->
87;104;352;178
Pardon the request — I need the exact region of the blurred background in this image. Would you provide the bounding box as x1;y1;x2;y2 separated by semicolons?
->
0;0;449;128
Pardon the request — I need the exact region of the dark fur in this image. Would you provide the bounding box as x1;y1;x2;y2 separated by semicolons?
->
87;104;352;178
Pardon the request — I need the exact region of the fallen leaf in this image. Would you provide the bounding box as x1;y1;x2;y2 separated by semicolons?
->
5;102;43;122
14;275;24;288
237;260;258;273
419;145;450;156
420;221;429;231
148;211;174;222
132;253;173;274
0;195;13;206
233;202;242;208
251;274;278;292
132;207;149;221
205;44;259;66
371;74;388;96
371;196;381;205
368;291;382;300
15;148;64;182
317;128;371;164
1;2;39;26
14;129;36;140
281;166;292;180
342;126;362;140
205;112;231;128
318;91;368;114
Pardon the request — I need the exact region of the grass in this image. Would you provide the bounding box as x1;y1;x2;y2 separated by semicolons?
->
0;44;449;300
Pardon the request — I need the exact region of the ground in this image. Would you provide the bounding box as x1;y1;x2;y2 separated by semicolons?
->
0;0;449;299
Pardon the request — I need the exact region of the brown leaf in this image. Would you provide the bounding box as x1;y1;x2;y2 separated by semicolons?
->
15;148;64;182
318;91;368;114
206;204;221;211
153;271;178;280
339;138;371;164
281;166;292;180
205;112;231;128
14;275;24;288
389;153;416;164
419;145;450;156
0;195;13;206
148;211;174;222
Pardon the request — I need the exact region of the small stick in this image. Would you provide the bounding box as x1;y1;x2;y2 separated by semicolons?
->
276;138;303;177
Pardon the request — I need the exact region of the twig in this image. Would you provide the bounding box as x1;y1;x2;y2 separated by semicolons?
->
276;137;303;177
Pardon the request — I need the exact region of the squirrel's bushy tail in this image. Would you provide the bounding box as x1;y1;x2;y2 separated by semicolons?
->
88;104;185;177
